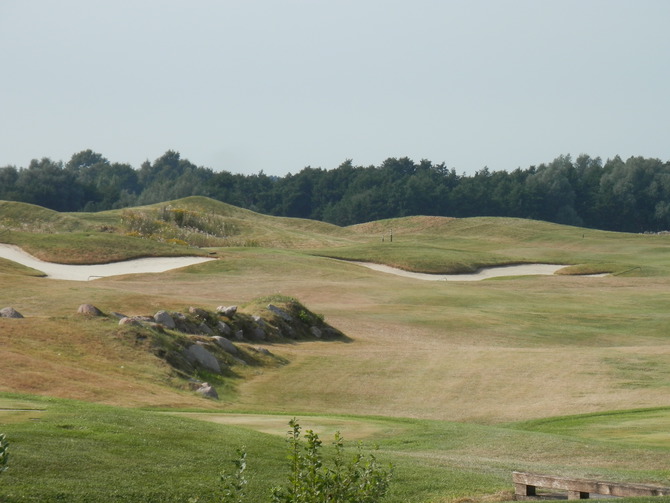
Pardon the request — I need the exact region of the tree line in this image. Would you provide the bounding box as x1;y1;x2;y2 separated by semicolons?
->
1;149;670;233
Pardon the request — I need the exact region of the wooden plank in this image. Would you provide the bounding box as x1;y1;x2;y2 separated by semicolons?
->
513;472;670;498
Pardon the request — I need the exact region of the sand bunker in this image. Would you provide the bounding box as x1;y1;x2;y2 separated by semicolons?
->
0;244;215;281
353;261;570;281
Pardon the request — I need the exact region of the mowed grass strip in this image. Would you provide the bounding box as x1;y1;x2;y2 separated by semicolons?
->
1;396;670;503
511;407;670;448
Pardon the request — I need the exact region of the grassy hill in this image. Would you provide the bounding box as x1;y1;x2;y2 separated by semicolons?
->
1;197;670;502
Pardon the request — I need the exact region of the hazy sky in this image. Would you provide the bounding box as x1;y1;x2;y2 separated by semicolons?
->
1;1;669;176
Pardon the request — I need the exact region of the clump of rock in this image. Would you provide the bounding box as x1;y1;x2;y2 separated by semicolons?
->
78;298;345;401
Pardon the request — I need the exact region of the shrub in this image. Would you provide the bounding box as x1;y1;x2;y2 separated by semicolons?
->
0;433;8;476
221;419;393;503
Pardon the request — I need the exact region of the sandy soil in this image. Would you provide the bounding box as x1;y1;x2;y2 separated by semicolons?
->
0;244;215;281
353;261;568;281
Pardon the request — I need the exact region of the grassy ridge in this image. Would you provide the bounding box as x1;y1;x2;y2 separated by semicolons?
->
3;196;667;274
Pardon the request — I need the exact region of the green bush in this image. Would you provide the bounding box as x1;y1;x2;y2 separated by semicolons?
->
0;433;8;476
221;419;393;503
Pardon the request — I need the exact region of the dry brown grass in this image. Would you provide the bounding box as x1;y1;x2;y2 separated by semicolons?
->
0;316;220;409
2;214;670;424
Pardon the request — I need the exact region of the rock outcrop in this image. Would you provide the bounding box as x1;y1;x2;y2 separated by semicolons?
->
88;297;345;400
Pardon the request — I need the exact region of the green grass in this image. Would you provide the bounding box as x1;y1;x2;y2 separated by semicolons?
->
0;395;286;502
510;407;670;449
2;396;670;502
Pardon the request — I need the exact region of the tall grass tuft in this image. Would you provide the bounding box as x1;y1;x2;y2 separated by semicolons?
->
121;205;239;247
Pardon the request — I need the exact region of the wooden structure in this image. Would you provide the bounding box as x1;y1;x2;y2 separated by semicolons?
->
513;471;670;500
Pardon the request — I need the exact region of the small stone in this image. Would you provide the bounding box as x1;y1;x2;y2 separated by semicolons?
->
195;383;219;399
216;305;237;317
77;304;103;316
0;307;23;318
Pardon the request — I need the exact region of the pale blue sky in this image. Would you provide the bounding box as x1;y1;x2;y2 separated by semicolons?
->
1;0;668;175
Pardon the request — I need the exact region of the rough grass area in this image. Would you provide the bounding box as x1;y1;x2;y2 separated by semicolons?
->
0;257;45;277
3;197;670;502
1;231;209;264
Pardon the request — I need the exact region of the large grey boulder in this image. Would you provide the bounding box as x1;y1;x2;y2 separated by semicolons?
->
154;310;176;329
212;336;238;355
77;304;103;316
184;344;221;373
0;307;23;318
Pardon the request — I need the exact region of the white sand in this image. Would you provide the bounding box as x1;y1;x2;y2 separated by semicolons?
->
0;244;215;281
353;261;569;281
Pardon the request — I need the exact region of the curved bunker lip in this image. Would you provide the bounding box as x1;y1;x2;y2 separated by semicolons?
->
351;261;575;281
0;244;215;281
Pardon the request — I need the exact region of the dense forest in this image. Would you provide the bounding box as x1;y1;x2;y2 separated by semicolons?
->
1;149;670;233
